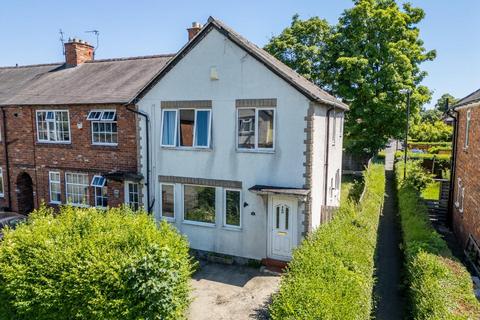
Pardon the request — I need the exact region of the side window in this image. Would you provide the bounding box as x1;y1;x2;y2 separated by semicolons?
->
332;110;337;146
49;171;61;204
224;189;241;227
237;108;274;150
0;168;4;197
87;110;118;146
126;182;140;211
160;183;175;220
91;175;107;208
465;110;471;149
36;110;71;143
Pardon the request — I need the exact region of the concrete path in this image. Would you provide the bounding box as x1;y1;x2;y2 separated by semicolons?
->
374;143;405;319
188;262;279;320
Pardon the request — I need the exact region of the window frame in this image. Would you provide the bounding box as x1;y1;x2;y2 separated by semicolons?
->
182;184;216;227
160;108;212;149
36;110;71;144
223;188;242;229
48;171;61;204
94;185;108;208
0;168;4;198
125;181;140;211
88;109;118;146
160;183;176;221
465;109;471;149
236;107;275;152
332;110;337;146
65;172;89;207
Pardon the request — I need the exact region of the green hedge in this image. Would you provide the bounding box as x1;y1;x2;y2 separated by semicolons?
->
395;151;451;161
395;162;480;319
0;206;193;320
409;141;452;147
270;163;385;319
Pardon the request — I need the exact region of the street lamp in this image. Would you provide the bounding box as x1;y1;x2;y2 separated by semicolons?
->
400;89;412;179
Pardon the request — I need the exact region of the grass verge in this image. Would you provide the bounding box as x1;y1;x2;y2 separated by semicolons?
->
269;163;385;320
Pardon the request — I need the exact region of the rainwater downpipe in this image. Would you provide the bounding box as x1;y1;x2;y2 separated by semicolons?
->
125;103;153;213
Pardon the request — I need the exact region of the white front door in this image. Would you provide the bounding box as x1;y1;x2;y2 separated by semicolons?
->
269;197;296;259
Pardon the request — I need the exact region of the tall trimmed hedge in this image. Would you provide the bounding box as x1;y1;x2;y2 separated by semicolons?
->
0;206;193;320
270;163;385;319
395;162;480;319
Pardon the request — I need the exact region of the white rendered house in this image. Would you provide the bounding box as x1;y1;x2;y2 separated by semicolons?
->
134;18;348;262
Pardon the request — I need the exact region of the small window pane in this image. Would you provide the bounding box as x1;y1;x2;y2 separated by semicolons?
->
285;206;289;230
184;185;215;224
276;206;280;229
161;184;175;218
87;111;102;120
195;110;210;147
225;190;240;226
101;111;116;121
179;110;195;147
162;110;177;146
258;109;274;149
127;183;140;211
238;109;255;149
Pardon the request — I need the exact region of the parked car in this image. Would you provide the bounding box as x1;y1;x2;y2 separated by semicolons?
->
0;212;27;240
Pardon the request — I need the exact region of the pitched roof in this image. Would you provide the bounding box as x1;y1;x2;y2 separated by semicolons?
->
135;17;349;110
454;88;480;109
0;55;173;106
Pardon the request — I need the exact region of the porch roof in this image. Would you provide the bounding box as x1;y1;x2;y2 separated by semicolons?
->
248;185;310;197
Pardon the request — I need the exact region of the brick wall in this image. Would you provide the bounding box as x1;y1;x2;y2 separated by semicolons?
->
0;104;139;213
452;106;480;248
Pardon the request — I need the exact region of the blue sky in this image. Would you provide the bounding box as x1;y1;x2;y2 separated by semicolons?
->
1;0;478;107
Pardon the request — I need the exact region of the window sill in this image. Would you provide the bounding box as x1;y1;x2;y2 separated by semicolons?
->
182;220;216;228
222;225;242;232
161;146;213;152
49;201;61;205
91;144;119;150
161;216;175;223
36;142;72;148
236;148;275;154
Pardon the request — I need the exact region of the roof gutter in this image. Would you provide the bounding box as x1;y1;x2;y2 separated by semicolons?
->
125;102;154;213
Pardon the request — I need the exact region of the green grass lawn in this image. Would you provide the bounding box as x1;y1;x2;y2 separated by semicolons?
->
341;175;364;204
421;181;440;200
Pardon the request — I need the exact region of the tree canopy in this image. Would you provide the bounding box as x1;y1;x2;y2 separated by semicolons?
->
265;0;436;155
435;93;457;112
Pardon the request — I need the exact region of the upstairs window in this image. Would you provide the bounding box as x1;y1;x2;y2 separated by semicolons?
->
88;110;117;145
237;108;274;150
465;110;471;149
161;109;211;148
36;110;70;143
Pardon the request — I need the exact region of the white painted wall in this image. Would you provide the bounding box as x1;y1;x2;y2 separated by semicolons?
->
137;28;342;260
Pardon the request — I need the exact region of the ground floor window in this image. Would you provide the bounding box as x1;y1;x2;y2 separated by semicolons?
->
65;172;89;206
161;183;175;219
224;189;241;227
183;185;215;224
49;171;61;204
94;186;108;208
126;182;140;210
0;168;4;198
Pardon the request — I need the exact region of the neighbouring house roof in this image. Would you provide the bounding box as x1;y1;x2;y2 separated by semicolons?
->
249;185;310;197
135;17;349;111
0;55;173;106
454;88;480;109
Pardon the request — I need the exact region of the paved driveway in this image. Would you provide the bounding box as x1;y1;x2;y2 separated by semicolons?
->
188;262;280;320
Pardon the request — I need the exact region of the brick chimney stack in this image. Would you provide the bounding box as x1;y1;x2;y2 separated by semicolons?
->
64;38;94;67
187;22;203;41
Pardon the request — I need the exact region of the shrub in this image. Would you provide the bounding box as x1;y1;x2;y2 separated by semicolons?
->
402;160;434;192
270;163;385;320
395;162;480;319
0;205;193;320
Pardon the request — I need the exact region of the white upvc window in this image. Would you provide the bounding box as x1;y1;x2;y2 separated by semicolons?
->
237;108;275;151
36;110;71;143
465;110;471;149
161;109;212;148
91;175;107;208
332;110;337;146
65;172;89;207
88;110;118;145
224;189;241;228
125;182;140;211
0;168;4;198
183;185;216;225
455;178;465;213
160;183;175;220
49;171;61;204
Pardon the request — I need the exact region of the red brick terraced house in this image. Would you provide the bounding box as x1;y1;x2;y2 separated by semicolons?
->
450;88;480;273
0;38;172;214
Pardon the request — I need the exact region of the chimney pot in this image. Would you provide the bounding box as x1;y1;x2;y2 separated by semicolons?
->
187;21;203;41
64;38;94;67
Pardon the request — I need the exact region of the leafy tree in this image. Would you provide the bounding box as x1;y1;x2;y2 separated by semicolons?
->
419;108;442;124
435;93;457;112
409;120;452;142
265;0;436;155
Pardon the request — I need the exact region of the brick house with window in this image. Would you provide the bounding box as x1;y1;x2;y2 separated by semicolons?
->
0;39;172;214
450;88;480;269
